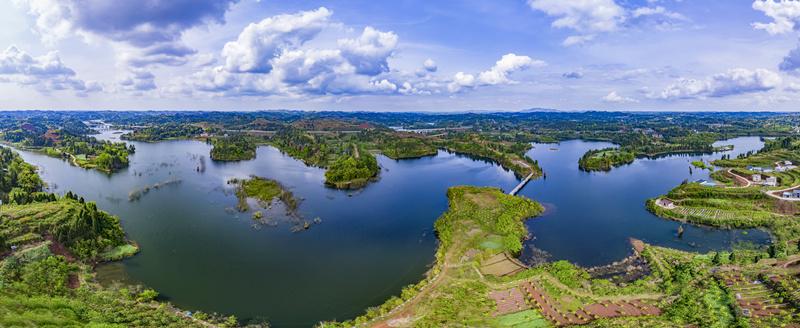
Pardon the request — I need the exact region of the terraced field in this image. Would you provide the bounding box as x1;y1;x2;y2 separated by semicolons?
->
717;271;798;326
518;280;661;326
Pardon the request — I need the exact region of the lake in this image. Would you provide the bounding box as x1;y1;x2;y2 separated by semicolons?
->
9;132;770;326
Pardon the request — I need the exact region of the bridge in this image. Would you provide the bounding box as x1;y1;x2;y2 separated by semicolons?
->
508;172;534;195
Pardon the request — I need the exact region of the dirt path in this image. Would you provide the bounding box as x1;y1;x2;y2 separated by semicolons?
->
725;169;751;188
764;184;800;201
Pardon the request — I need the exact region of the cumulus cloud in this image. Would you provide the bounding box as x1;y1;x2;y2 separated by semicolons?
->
222;7;331;73
15;0;238;94
338;27;398;76
119;70;157;92
528;0;625;45
632;6;686;20
785;82;800;92
0;45;100;95
752;0;800;35
602;91;637;103
657;68;782;100
184;9;404;98
563;71;584;79
780;42;800;75
448;53;542;92
529;0;689;45
16;0;238;46
423;58;437;72
478;54;543;85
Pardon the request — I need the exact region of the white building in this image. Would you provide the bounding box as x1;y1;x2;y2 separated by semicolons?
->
752;174;761;182
765;176;778;187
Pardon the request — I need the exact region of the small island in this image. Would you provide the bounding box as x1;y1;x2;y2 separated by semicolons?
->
229;176;298;213
578;147;635;171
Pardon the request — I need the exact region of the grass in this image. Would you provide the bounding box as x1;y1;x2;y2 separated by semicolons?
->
493;309;550;328
691;160;710;170
100;244;139;261
231;176;297;212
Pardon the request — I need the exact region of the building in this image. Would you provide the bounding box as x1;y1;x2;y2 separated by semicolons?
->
794;190;800;198
657;198;676;209
785;161;793;166
752;174;761;182
765;176;778;187
783;191;793;198
776;166;788;172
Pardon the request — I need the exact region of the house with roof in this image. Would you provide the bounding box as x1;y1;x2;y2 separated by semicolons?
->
764;176;778;187
657;198;676;209
785;160;793;166
783;191;793;198
794;190;800;198
751;174;761;182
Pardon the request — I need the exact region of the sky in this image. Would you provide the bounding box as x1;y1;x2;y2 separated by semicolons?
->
1;0;800;112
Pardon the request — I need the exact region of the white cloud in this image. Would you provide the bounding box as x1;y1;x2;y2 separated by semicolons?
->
785;82;800;92
0;45;100;96
184;9;405;98
448;72;476;93
528;0;625;45
222;7;331;73
657;68;782;100
632;6;686;20
448;54;542;93
602;91;637;103
752;0;800;35
780;42;800;75
423;58;437;72
338;27;398;76
478;54;542;85
530;0;689;45
119;70;156;92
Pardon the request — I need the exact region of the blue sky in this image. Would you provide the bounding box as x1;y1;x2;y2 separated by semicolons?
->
1;0;800;111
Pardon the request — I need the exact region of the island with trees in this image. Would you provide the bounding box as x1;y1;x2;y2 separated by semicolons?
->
578;147;635;171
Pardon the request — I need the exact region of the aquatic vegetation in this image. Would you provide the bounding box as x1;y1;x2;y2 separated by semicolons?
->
127;179;182;202
230;176;298;213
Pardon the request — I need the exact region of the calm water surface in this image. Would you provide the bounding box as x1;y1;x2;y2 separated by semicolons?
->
520;137;770;267
9;131;770;326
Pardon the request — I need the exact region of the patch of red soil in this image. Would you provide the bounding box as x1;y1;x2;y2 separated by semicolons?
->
45;235;76;262
67;274;80;289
